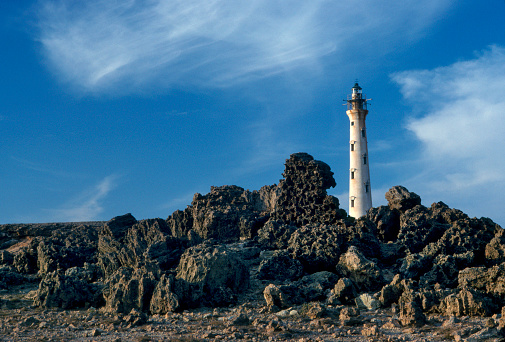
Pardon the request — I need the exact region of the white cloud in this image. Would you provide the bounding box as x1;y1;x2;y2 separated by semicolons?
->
48;175;118;222
392;46;505;222
35;0;453;92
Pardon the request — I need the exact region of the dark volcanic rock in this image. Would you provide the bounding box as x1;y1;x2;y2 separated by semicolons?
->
0;266;29;289
271;153;345;226
167;185;272;242
257;250;304;281
327;277;358;305
174;241;250;309
398;289;426;327
440;288;497;317
98;217;185;278
263;271;338;310
288;223;347;273
35;270;101;309
149;274;181;314
103;266;158;314
367;205;400;242
256;220;297;250
385;186;421;212
336;246;384;292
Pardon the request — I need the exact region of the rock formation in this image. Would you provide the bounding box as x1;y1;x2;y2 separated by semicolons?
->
1;152;505;341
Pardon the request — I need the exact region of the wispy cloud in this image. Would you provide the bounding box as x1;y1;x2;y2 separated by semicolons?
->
47;175;119;222
35;0;453;93
392;45;505;220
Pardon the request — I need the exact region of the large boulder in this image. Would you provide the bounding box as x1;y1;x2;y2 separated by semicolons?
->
174;242;249;309
98;218;185;278
288;223;347;273
336;246;384;292
149;274;181;314
397;205;448;254
271;153;345;226
263;271;338;310
256;220;297;250
35;270;102;309
458;263;505;301
166;185;277;242
385;186;421;212
367;205;400;242
189;186;267;241
327;277;358;305
398;289;426;327
102;266;158;314
257;250;304;281
440;288;497;317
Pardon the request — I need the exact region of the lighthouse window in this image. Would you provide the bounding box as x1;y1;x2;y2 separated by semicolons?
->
350;143;354;151
365;182;369;193
350;199;355;208
351;171;355;179
351;121;355;126
361;129;366;138
363;154;367;165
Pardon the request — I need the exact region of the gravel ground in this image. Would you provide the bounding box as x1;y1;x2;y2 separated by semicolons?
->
1;284;503;342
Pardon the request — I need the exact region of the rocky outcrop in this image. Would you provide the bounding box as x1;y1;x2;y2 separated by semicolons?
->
385;186;421;212
271;153;346;226
98;217;185;278
2;152;505;330
167;185;274;242
102;266;158;314
336;246;384;292
173;242;250;309
257;250;303;281
263;271;338;310
35;268;103;309
287;223;347;272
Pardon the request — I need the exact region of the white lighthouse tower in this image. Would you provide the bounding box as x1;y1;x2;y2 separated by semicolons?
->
346;82;372;218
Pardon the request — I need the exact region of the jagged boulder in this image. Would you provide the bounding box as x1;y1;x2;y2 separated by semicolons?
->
385;186;421;212
288;223;347;273
440;288;497;317
367;205;400;242
399;253;432;279
102;266;158;314
256;220;297;250
13;239;40;274
271;153;345;226
102;213;137;240
327;277;357;305
149;274;181;314
0;251;14;265
379;274;403;307
98;217;185;278
428;217;498;263
35;270;102;309
167;185;277;241
257;250;304;281
398;289;426;327
336;246;384;292
419;252;474;288
397;205;448;254
174;242;249;309
485;226;505;265
0;266;29;289
458;263;505;301
263;271;338;310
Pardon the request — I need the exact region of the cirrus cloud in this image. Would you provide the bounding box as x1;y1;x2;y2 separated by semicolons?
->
35;0;453;92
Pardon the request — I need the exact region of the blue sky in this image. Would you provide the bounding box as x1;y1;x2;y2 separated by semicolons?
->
1;0;505;226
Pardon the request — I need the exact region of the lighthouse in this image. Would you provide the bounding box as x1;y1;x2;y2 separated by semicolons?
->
345;82;372;218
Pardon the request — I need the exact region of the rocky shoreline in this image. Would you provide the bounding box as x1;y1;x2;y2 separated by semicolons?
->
2;152;505;341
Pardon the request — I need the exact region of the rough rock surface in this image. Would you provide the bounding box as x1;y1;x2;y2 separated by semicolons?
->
2;152;505;341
